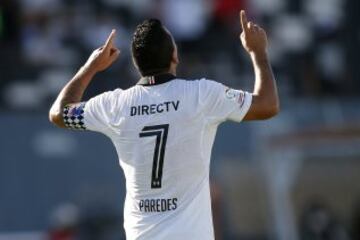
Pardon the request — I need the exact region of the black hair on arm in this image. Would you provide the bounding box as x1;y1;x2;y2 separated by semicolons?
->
131;19;174;76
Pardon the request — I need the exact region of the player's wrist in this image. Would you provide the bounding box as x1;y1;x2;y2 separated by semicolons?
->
249;49;268;60
82;62;100;76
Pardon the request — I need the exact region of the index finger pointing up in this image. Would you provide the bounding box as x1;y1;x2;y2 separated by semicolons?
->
240;10;248;33
104;29;116;49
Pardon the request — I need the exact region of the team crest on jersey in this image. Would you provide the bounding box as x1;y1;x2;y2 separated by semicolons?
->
225;88;246;107
225;88;239;100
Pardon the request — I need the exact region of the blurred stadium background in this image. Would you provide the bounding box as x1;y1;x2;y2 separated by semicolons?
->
0;0;360;239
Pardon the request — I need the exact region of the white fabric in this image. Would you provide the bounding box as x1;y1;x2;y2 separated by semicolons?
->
84;79;252;240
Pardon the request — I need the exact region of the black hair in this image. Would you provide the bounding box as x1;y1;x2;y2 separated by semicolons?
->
131;19;174;76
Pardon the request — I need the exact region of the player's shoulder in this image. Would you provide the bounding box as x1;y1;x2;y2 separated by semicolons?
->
171;77;223;89
98;88;123;96
169;78;225;100
96;88;123;101
86;88;123;104
181;78;225;94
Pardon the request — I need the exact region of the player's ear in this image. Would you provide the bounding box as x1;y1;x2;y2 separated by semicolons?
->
172;44;179;65
131;55;140;72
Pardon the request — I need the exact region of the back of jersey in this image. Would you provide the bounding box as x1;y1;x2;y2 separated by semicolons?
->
83;78;252;240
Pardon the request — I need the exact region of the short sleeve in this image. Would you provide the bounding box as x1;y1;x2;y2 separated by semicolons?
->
62;89;122;133
199;79;252;123
83;90;121;133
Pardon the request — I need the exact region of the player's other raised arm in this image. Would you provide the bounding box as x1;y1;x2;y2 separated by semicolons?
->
239;10;280;120
49;30;120;128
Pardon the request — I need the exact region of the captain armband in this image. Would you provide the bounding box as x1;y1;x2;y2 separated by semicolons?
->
63;102;87;130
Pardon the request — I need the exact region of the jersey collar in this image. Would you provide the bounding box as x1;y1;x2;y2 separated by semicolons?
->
137;73;177;86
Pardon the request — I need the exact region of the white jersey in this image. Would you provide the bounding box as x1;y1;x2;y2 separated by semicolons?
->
66;77;252;240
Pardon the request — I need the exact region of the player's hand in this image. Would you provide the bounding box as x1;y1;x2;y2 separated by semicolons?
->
85;29;121;72
240;10;268;55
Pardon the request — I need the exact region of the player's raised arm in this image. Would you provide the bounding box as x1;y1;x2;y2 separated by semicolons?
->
239;10;280;120
49;30;120;128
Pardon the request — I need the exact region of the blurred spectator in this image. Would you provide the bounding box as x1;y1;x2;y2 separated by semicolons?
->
0;0;21;44
304;0;344;33
21;16;77;67
0;0;357;108
48;203;80;240
250;0;285;17
78;206;123;240
214;0;246;22
0;0;22;101
162;0;211;41
351;200;360;240
20;0;63;15
299;203;350;240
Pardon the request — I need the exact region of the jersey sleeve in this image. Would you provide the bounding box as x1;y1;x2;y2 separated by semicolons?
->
199;79;252;123
62;90;121;134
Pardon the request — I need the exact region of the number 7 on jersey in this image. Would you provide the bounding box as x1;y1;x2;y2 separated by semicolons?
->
139;124;169;189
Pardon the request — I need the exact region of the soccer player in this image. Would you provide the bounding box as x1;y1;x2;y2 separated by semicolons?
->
49;10;279;240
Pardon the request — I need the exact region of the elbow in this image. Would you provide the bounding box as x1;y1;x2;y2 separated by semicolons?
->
259;101;280;120
245;94;280;121
265;99;280;119
264;93;280;119
268;103;280;118
49;108;66;128
48;111;57;125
